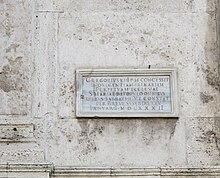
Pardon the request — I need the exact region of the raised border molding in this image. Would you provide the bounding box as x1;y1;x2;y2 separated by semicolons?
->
76;68;179;118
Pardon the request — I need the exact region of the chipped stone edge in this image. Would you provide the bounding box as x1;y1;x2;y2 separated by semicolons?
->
76;68;179;118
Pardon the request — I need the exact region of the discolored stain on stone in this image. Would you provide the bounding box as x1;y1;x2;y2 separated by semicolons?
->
197;129;220;156
203;66;220;88
6;43;20;53
0;74;16;92
2;12;14;37
200;92;214;104
9;56;23;64
77;120;100;157
0;57;27;93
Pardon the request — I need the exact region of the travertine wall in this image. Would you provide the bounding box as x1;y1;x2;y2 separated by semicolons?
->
0;0;220;177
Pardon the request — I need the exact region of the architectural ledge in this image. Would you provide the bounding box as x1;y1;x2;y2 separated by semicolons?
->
0;164;52;178
161;167;220;176
53;167;160;177
1;164;220;177
0;163;52;173
52;166;220;177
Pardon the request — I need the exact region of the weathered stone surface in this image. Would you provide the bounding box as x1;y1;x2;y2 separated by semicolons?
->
186;117;220;166
0;0;32;115
43;118;185;166
35;0;215;13
57;10;220;119
0;149;45;163
38;0;219;168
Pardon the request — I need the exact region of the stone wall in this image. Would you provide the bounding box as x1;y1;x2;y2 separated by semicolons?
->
0;0;220;177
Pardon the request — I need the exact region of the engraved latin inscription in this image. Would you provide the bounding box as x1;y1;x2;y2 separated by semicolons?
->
79;75;172;114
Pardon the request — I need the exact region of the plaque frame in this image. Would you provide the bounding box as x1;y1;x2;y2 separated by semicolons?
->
76;69;178;118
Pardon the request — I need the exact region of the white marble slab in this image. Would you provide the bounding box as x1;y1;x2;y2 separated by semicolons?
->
76;69;178;117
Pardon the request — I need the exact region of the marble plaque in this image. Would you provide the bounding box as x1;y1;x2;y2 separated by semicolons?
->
76;69;178;117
